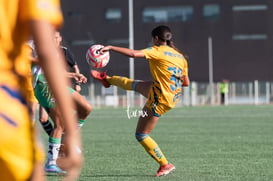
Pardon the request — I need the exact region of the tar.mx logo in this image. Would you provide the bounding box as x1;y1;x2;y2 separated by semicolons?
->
126;105;148;119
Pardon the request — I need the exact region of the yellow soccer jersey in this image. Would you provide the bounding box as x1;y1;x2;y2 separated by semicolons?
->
142;45;188;109
0;0;63;97
0;0;62;180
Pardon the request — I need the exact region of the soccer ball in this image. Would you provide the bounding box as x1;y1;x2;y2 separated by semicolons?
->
86;44;110;68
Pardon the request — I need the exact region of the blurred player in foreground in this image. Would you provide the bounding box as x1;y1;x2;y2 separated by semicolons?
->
92;25;190;177
0;0;83;180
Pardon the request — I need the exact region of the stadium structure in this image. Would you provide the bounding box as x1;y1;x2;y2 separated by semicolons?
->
61;0;273;82
60;0;273;105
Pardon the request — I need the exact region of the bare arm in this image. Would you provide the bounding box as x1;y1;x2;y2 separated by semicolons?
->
66;72;87;84
101;45;145;58
72;65;80;74
72;65;81;92
30;20;82;179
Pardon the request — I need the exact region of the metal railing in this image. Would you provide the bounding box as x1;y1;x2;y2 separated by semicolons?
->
80;81;273;108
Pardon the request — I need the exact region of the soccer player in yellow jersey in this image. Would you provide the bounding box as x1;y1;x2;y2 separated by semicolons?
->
0;0;83;180
91;25;190;177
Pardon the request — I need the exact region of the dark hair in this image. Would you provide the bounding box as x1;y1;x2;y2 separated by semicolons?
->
151;25;172;42
151;25;186;58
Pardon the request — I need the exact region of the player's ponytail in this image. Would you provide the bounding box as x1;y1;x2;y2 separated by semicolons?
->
151;25;186;59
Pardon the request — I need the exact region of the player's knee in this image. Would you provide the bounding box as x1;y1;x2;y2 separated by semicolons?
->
135;132;148;142
86;103;92;115
79;103;92;119
135;81;152;98
84;102;92;117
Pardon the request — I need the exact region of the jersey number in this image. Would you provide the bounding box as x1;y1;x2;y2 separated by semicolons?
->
168;67;183;91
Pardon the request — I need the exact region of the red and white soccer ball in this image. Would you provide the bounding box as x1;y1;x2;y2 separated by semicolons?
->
86;44;110;68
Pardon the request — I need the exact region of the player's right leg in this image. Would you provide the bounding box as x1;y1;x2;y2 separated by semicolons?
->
91;70;152;97
91;70;110;88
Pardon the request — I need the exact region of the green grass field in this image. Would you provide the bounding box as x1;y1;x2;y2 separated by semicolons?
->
44;105;273;181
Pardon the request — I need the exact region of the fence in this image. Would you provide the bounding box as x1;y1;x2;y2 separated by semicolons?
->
80;81;273;108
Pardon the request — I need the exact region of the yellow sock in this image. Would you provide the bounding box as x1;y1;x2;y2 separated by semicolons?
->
107;76;136;90
139;136;168;166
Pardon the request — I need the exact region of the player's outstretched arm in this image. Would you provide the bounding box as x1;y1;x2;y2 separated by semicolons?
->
101;45;145;58
30;20;83;181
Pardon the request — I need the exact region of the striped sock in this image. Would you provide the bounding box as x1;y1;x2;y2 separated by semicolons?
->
41;120;53;136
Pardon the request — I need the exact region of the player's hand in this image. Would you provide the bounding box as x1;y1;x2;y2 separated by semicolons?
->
73;73;87;84
100;46;112;55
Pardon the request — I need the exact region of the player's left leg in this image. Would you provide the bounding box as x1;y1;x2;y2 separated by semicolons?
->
39;106;53;136
135;106;175;177
34;81;66;174
45;107;66;174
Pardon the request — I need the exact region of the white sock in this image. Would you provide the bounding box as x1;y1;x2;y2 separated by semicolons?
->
47;142;61;165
